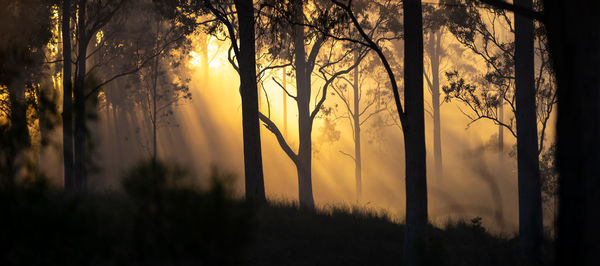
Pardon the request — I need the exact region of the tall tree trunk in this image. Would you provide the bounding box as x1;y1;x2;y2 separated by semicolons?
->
282;67;287;138
403;1;428;265
293;0;315;208
543;1;600;265
514;0;543;262
152;22;160;162
234;0;266;201
152;56;158;162
429;30;442;179
352;51;362;203
73;0;87;190
62;0;74;190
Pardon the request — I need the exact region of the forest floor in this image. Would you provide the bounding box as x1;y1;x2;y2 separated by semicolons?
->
1;161;555;266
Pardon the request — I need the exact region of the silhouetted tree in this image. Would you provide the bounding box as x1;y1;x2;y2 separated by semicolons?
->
62;0;74;189
329;1;428;265
542;1;600;265
514;0;543;261
442;1;551;260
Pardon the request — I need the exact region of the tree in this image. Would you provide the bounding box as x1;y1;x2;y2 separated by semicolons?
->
330;1;428;265
234;0;267;200
320;49;391;203
442;1;552;260
423;5;450;179
258;0;364;208
542;1;600;265
62;0;74;189
171;0;268;200
59;0;193;190
514;0;543;261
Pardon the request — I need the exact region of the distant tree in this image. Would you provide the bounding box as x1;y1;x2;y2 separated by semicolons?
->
258;0;364;208
0;0;52;185
423;5;450;179
319;49;391;203
58;0;191;190
113;8;192;162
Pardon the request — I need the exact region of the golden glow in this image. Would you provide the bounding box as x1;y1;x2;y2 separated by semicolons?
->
188;51;202;67
96;30;104;46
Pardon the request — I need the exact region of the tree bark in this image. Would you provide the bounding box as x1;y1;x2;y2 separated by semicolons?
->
352;51;362;203
234;0;266;201
543;1;600;265
514;0;543;262
73;0;87;190
403;1;428;266
428;30;442;179
62;0;74;190
282;67;287;138
292;0;315;208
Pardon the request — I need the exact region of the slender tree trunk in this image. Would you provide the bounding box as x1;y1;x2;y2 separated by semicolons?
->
403;1;428;265
352;51;362;203
430;30;442;179
73;0;87;190
498;103;504;159
514;0;543;262
152;56;158;162
543;1;600;265
282;67;287;138
234;0;266;201
293;0;315;208
152;22;160;162
62;0;74;190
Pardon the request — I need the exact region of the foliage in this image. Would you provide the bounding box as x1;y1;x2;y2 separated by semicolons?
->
441;0;557;153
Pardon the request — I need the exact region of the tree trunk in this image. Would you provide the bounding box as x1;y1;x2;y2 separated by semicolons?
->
498;103;504;160
429;30;442;179
234;0;266;201
514;0;543;262
353;51;362;203
73;0;87;191
403;1;428;265
152;56;158;162
543;1;600;265
292;0;315;208
282;67;287;138
62;0;74;190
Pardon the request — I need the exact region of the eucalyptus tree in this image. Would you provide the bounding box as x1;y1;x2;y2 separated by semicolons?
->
258;0;366;208
329;1;428;265
319;49;393;203
156;0;267;200
441;0;555;260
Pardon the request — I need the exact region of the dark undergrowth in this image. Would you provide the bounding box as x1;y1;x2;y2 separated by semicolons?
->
1;161;555;266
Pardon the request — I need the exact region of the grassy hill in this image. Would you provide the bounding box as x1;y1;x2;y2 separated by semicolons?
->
0;162;554;265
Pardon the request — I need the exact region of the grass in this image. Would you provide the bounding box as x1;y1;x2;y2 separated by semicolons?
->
0;161;555;265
